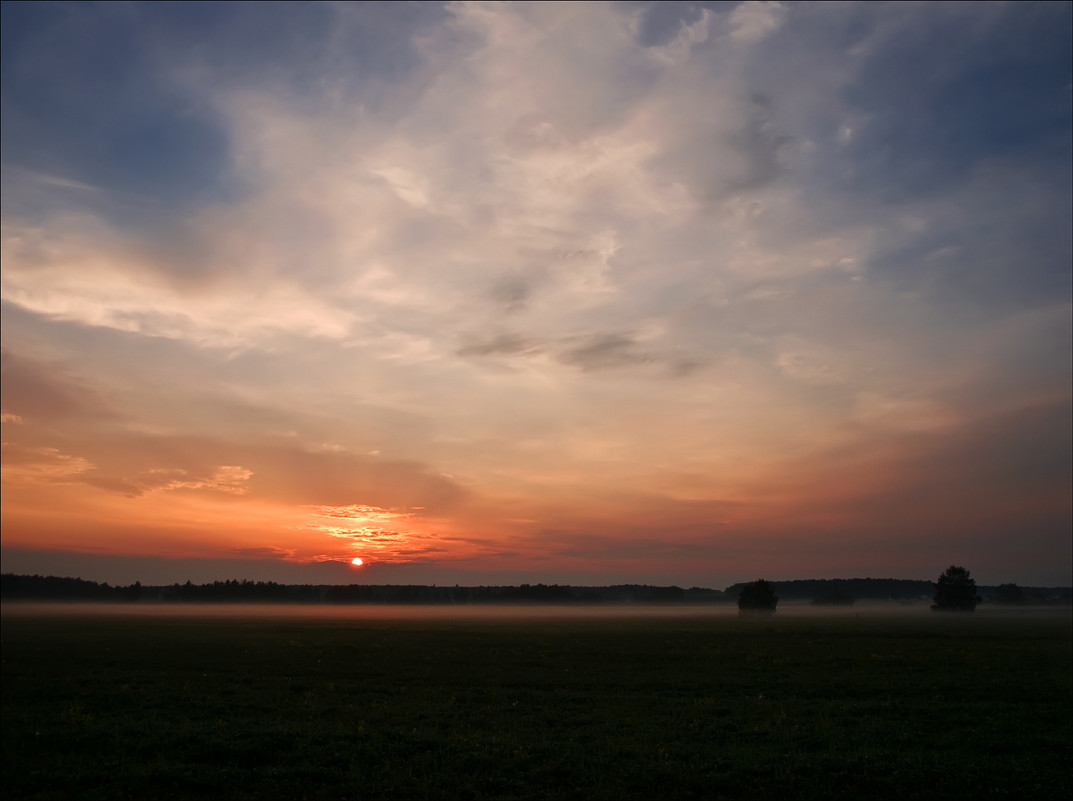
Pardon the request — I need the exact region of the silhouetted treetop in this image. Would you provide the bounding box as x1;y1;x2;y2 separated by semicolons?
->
995;583;1025;605
737;579;778;613
932;566;980;612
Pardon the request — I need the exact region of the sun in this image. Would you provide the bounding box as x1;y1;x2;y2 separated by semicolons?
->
351;557;364;567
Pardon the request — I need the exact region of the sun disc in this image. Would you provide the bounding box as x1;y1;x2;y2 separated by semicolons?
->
351;557;364;566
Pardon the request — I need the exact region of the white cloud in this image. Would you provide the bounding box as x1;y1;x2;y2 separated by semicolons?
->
727;2;786;43
3;2;843;365
1;218;355;348
147;465;254;495
0;444;94;482
2;1;1066;511
646;8;713;65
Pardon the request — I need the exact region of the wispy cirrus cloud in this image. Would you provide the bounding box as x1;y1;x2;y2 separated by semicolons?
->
1;444;94;483
2;2;1069;586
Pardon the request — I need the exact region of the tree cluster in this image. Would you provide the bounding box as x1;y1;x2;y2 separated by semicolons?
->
994;583;1025;604
931;566;980;612
723;577;935;602
737;579;778;613
0;574;141;602
811;589;856;606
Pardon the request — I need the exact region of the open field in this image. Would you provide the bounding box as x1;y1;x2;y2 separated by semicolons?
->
2;606;1070;800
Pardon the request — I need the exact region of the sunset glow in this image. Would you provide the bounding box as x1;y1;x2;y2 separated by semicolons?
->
1;2;1069;588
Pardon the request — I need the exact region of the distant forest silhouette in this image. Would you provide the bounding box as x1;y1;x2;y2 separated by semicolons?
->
2;574;1070;605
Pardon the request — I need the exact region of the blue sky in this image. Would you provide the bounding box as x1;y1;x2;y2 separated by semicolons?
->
2;1;1070;588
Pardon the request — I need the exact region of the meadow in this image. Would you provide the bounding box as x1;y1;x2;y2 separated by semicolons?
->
2;605;1070;800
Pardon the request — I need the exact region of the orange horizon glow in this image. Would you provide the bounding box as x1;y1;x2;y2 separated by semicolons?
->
2;2;1070;589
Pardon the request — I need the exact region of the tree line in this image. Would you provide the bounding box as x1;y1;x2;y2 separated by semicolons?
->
0;576;721;604
2;572;1068;605
734;567;1070;613
0;574;143;602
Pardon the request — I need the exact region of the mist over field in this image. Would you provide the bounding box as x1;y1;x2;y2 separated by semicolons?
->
3;3;1070;798
4;603;1071;800
4;599;1070;625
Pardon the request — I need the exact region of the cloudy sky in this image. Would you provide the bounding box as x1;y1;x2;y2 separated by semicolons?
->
2;1;1070;588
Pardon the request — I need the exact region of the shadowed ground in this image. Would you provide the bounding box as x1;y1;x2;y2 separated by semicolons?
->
2;607;1070;800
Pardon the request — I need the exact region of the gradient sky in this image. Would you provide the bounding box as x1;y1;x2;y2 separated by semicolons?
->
2;1;1070;588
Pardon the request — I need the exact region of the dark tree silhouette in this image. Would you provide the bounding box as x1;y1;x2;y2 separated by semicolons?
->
811;589;856;606
931;565;980;611
995;583;1025;605
738;579;778;613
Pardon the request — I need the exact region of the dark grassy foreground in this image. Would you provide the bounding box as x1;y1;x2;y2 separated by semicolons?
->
2;608;1070;800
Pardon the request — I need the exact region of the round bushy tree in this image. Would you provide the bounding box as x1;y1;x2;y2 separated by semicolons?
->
931;565;980;611
738;579;778;613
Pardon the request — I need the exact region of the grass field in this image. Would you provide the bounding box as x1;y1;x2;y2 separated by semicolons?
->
2;605;1070;800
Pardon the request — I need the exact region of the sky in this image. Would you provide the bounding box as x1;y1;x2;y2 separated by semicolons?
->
2;1;1070;589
